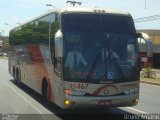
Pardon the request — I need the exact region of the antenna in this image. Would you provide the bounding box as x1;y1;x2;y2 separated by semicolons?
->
66;1;82;7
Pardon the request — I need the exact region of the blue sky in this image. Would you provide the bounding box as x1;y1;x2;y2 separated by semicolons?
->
0;0;160;36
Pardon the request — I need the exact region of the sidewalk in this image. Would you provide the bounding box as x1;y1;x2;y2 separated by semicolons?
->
152;69;160;78
140;68;160;86
140;77;160;86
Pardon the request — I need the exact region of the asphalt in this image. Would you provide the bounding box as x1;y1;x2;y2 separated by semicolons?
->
132;83;160;114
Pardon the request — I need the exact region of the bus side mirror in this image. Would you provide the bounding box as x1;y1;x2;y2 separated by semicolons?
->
136;33;141;39
137;32;153;57
55;30;63;58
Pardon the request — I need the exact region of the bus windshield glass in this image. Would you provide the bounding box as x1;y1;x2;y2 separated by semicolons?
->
62;13;139;83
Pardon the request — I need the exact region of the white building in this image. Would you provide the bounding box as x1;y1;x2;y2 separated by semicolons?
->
0;40;2;49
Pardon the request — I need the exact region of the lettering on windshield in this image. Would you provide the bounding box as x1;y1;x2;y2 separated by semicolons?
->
74;71;96;76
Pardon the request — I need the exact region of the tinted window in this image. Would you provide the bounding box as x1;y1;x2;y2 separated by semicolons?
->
62;13;135;35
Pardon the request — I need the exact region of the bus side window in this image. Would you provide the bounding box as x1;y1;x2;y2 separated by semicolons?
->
50;13;61;77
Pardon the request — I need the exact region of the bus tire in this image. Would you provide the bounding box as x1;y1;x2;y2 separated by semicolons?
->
16;69;21;87
13;67;16;80
42;80;50;108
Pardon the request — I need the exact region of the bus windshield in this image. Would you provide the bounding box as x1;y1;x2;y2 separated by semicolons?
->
62;13;139;83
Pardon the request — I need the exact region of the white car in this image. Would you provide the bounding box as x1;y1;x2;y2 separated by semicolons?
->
3;53;7;56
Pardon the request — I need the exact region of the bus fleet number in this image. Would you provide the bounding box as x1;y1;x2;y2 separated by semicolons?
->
70;83;88;89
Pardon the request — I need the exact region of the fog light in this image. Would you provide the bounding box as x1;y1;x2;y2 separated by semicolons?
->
133;98;139;104
65;100;70;105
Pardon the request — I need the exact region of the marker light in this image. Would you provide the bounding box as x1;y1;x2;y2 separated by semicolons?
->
64;89;71;95
133;98;139;104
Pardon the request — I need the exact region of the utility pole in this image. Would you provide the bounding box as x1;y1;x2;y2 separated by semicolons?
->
145;0;147;9
66;1;82;7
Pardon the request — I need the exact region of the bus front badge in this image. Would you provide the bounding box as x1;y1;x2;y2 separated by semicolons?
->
104;88;109;95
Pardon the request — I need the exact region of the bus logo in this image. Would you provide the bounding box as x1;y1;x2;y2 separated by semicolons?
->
104;88;109;95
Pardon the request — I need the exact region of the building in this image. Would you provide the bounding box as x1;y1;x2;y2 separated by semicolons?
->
0;40;2;50
2;37;9;50
0;35;9;52
137;29;160;68
0;33;2;51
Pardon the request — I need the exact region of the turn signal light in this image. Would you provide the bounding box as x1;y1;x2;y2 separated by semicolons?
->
133;98;139;104
64;89;71;95
64;89;86;96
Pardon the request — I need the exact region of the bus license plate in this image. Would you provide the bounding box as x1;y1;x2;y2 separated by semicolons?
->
99;100;111;105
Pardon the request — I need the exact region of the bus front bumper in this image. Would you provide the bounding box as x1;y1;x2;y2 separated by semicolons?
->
63;93;139;109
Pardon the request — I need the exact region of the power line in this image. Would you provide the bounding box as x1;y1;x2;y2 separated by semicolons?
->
134;14;160;23
113;0;160;13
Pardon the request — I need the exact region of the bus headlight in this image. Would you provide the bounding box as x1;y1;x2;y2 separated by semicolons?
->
124;87;138;95
64;89;86;96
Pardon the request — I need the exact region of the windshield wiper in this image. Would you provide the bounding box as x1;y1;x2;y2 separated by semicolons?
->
104;33;127;82
108;50;127;82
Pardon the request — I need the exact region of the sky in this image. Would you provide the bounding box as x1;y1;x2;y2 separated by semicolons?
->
0;0;160;36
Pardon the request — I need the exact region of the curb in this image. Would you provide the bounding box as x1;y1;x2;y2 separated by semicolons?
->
140;80;160;86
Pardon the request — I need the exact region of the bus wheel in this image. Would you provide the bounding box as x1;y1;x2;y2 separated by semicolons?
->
42;81;50;108
13;67;16;80
16;69;21;87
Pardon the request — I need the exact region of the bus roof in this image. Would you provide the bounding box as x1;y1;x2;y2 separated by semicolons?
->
56;7;129;15
10;7;130;32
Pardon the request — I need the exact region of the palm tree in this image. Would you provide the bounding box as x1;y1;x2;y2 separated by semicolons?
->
141;67;156;78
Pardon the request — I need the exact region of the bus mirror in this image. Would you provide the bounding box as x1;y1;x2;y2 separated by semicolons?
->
136;33;141;38
55;30;63;57
137;32;153;57
136;32;150;40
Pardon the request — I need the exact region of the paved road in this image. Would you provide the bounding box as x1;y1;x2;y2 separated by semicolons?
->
132;83;160;114
0;59;160;120
0;60;52;113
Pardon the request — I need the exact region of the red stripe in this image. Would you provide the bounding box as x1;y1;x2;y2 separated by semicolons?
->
27;45;55;102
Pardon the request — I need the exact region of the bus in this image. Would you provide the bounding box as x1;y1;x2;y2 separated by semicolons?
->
8;8;152;109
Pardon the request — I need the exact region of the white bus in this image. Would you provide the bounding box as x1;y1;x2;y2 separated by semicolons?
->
8;8;152;109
